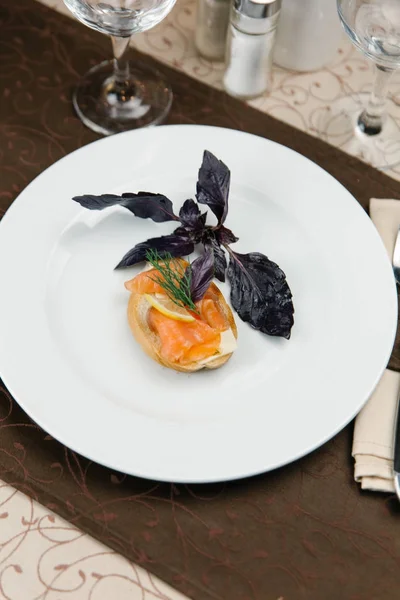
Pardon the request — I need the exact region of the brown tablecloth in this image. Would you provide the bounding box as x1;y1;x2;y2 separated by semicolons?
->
2;1;400;599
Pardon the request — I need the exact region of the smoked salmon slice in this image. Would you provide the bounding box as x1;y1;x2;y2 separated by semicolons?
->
148;308;221;365
125;269;165;295
126;266;230;365
125;262;187;295
198;296;229;332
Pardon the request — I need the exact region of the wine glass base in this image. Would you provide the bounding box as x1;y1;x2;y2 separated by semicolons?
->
316;93;400;170
72;60;173;136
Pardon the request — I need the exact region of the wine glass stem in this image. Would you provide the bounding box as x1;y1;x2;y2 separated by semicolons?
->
105;36;140;110
357;65;394;136
111;36;131;86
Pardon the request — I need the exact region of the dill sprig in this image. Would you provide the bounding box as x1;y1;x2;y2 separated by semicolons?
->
145;249;198;313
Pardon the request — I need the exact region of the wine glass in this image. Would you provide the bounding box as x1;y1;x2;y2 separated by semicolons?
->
63;0;176;135
318;0;400;169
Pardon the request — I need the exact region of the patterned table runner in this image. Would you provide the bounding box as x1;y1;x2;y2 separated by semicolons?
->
1;1;400;599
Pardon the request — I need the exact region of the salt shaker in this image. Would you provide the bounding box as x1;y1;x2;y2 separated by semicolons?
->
195;0;231;61
274;0;342;72
223;0;281;100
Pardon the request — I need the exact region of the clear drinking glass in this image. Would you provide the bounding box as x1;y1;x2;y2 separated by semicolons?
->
63;0;176;135
318;0;400;169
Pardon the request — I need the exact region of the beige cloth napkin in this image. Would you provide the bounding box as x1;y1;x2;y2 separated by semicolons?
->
352;199;400;492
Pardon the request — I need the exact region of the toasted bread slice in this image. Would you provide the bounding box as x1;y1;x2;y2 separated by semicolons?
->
127;282;237;373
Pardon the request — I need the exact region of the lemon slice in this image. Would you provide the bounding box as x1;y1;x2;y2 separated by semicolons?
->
144;294;195;322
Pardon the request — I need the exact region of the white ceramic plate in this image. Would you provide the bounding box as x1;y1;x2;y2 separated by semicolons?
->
0;125;397;483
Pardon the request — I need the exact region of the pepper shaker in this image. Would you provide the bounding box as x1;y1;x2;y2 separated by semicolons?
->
195;0;231;61
223;0;281;99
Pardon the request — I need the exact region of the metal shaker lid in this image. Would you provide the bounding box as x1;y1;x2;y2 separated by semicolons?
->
234;0;281;19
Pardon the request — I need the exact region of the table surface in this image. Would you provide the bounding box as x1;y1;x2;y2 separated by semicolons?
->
1;1;400;598
43;0;400;183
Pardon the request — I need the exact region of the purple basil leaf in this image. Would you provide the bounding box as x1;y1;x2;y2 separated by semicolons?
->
72;192;178;223
216;226;239;246
227;251;294;339
196;150;230;225
115;234;194;269
179;199;207;229
187;249;215;303
173;224;206;246
199;212;208;229
207;238;227;282
174;227;210;247
173;225;194;237
179;199;200;226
